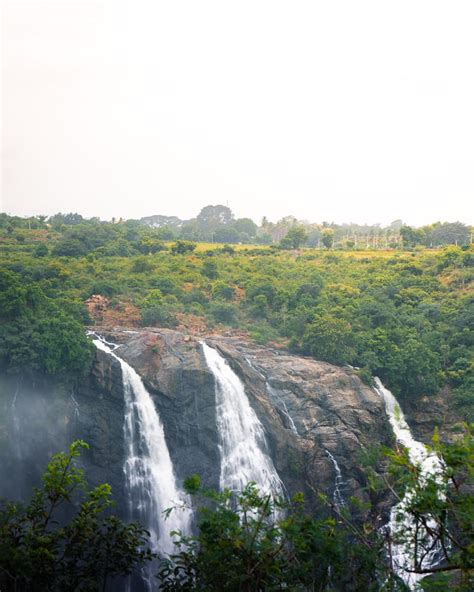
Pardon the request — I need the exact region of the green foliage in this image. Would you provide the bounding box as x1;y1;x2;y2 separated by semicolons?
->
159;429;474;591
140;305;178;328
159;483;392;591
221;244;236;255
280;225;308;249
209;302;238;326
201;259;218;279
355;367;375;386
212;281;235;300
401;222;470;248
131;256;155;273
383;425;474;591
171;241;197;255
0;441;153;592
322;229;334;249
0;270;93;379
140;289;178;327
34;243;49;257
302;315;355;365
0;213;472;416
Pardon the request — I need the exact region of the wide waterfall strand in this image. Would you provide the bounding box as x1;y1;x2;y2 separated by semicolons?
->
201;342;284;498
374;377;443;589
92;338;192;559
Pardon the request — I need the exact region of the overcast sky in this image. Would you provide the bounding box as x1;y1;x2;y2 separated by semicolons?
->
1;0;473;226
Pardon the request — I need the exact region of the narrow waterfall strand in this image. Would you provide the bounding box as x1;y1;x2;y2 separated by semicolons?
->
266;383;299;436
325;450;345;509
374;377;444;589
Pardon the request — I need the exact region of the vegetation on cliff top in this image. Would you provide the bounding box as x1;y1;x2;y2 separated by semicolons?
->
0;212;472;418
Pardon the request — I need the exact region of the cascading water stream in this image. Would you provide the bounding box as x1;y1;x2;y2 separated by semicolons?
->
374;377;444;589
201;342;284;498
325;450;346;510
70;392;80;421
266;383;299;436
91;337;192;570
10;386;22;467
245;356;299;437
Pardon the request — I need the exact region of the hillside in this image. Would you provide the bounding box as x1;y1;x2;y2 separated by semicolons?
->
0;213;472;424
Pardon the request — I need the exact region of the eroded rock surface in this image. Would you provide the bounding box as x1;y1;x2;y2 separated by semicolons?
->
0;327;394;520
97;328;393;513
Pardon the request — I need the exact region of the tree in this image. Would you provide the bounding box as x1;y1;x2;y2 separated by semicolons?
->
171;241;197;255
382;425;474;590
52;238;88;257
321;229;334;249
213;226;240;244
131;257;155;273
400;225;425;247
0;271;93;378
48;212;84;229
140;305;177;328
232;218;258;237
0;441;153;592
159;426;474;591
155;226;177;240
196;205;234;238
428;222;470;246
212;282;235;301
302;315;355;365
158;480;391;591
281;225;308;249
209;302;238;325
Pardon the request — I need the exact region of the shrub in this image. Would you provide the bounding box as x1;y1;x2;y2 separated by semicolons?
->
140;305;177;328
0;442;153;591
171;241;197;255
34;243;49;257
201;260;218;279
209;301;238;325
212;282;235;301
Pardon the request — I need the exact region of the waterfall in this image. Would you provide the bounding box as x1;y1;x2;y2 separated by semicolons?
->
70;392;80;421
201;342;284;498
374;377;444;589
266;383;299;436
10;386;22;467
92;337;192;563
325;450;345;509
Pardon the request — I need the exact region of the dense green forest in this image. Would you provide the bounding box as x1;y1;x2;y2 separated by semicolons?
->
0;210;472;418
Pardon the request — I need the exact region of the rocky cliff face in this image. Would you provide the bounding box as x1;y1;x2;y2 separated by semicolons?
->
94;328;393;514
0;327;394;520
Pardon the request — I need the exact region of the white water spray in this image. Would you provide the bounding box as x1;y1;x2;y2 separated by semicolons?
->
374;377;444;589
92;337;192;561
201;342;284;498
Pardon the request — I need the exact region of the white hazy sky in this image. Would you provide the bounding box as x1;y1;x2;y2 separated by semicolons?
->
1;0;473;225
